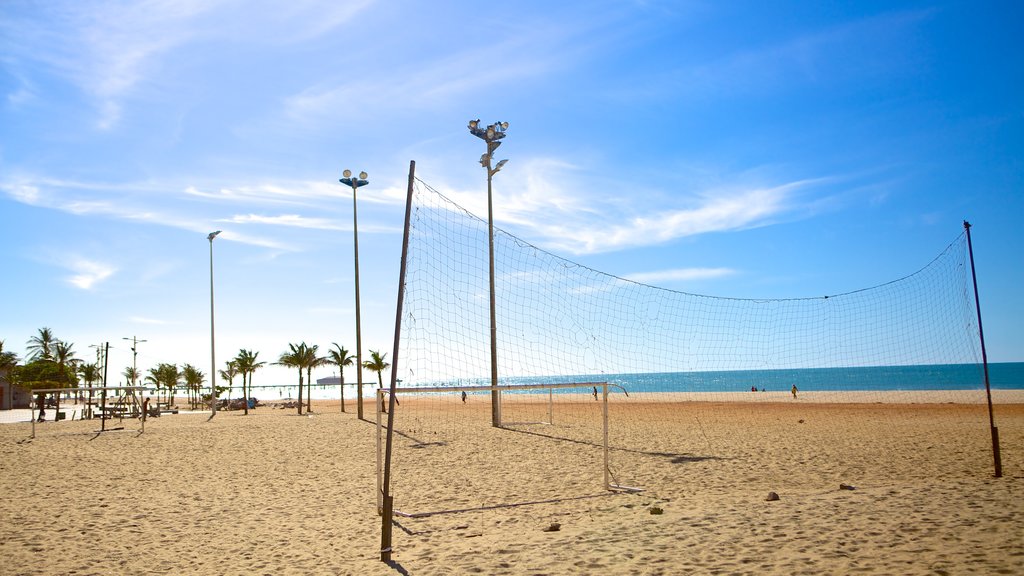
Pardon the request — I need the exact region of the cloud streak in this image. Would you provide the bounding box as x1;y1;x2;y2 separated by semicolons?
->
64;257;116;290
483;164;822;254
623;267;738;284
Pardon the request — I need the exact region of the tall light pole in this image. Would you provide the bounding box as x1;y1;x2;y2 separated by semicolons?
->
468;119;509;428
122;336;147;385
122;335;146;413
340;170;369;419
208;230;221;418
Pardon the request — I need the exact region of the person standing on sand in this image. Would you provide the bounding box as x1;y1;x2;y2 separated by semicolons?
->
36;393;46;422
791;384;798;399
592;386;598;401
461;391;467;403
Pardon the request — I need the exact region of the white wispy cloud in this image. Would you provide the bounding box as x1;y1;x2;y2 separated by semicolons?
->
65;257;116;290
2;1;373;130
550;183;792;254
623;267;738;284
451;157;823;254
223;213;344;230
4;183;41;204
283;18;574;125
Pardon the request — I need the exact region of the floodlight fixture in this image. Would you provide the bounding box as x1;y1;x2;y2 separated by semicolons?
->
341;170;369;189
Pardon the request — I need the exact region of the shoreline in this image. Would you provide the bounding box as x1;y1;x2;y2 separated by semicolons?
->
4;388;1022;425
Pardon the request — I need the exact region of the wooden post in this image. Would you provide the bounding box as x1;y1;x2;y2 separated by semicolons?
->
381;160;416;562
376;389;383;515
380;494;394;562
603;383;610;489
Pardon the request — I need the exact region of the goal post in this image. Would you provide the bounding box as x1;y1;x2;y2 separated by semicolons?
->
376;381;641;517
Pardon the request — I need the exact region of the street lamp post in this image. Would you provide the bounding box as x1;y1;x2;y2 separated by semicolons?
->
122;336;147;385
340;170;369;419
208;230;221;418
468;119;509;428
122;335;147;413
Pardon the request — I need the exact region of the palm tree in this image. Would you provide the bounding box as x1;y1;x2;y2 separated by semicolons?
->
79;363;99;405
145;366;163;405
0;340;19;375
219;360;239;408
123;366;139;386
276;340;311;412
26;327;56;361
326;343;354;413
363;349;391;413
304;343;323;414
52;340;79;391
277;342;316;415
0;340;19;398
276;344;301;414
181;364;205;410
234;349;264;415
145;363;180;406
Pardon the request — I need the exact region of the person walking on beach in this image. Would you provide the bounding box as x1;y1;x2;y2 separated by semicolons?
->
461;391;467;403
36;393;46;422
791;384;798;399
592;386;599;401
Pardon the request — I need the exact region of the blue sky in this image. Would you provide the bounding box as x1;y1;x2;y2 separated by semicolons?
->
1;0;1021;388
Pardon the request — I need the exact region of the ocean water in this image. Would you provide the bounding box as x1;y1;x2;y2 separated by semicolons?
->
592;362;1024;394
289;362;1024;399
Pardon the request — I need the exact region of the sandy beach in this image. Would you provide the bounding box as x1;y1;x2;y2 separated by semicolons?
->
2;392;1022;575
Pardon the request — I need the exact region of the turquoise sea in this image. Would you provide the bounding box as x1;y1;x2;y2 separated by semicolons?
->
290;362;1024;399
580;362;1024;394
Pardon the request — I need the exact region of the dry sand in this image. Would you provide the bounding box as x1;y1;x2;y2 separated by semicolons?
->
1;393;1022;575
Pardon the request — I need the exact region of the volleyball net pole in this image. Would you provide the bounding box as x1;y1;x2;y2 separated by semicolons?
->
380;160;416;563
964;221;1001;478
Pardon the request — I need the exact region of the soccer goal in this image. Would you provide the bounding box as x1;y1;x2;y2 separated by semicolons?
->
375;381;641;517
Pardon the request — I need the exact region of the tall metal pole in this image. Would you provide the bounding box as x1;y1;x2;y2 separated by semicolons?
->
122;336;146;385
341;170;369;419
101;342;109;432
963;221;1001;478
468;120;509;428
122;335;146;418
208;231;221;418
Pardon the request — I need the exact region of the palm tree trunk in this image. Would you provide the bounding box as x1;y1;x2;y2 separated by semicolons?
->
297;369;304;415
306;367;313;413
242;372;249;415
